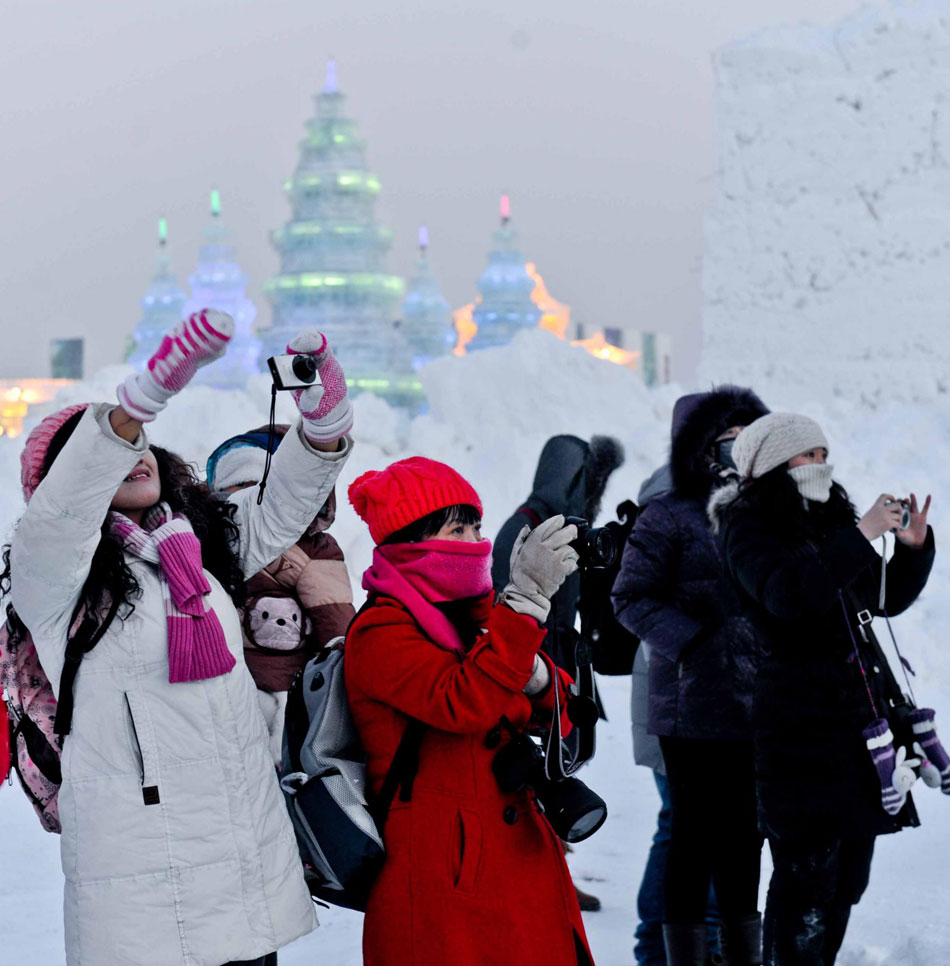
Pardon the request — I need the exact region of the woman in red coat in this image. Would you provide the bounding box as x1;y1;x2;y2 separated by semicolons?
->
346;457;595;966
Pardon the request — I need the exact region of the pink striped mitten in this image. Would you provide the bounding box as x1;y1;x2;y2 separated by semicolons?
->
287;330;352;443
118;310;233;421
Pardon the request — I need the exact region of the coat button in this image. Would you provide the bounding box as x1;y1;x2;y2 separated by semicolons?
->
873;666;880;674
503;806;518;825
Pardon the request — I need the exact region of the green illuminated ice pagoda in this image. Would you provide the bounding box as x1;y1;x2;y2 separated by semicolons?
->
260;59;417;407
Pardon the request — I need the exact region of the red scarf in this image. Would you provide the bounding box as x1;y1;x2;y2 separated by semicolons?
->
362;539;493;652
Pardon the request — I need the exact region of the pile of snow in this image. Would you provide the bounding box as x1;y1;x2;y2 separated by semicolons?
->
2;327;950;962
702;0;950;404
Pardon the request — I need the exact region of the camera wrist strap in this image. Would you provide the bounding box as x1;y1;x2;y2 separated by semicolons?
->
877;537;918;701
256;384;279;506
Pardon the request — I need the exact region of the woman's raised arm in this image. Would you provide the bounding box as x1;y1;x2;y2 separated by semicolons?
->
225;330;353;578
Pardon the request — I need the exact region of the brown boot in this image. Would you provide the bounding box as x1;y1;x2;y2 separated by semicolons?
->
574;883;601;912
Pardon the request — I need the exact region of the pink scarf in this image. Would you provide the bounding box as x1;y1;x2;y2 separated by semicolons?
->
109;503;236;683
362;539;493;652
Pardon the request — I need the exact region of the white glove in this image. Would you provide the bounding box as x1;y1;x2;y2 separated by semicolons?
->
117;310;233;421
500;514;579;624
523;654;552;696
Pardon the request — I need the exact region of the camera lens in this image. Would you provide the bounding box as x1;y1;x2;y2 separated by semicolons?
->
291;354;318;384
591;528;618;568
535;776;608;843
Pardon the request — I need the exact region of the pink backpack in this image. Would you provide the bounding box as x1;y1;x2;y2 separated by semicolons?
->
0;601;117;832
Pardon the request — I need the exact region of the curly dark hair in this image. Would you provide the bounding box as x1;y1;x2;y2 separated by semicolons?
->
1;410;245;624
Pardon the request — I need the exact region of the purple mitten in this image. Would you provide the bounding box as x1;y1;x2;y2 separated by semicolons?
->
118;310;233;421
910;708;950;794
286;330;352;443
864;719;910;815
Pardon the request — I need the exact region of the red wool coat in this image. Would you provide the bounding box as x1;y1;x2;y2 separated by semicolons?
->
345;596;594;966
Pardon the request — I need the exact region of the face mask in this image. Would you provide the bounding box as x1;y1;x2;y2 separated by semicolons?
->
789;463;834;503
716;438;737;471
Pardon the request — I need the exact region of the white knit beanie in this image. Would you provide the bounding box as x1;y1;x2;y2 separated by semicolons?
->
732;412;829;480
207;443;269;491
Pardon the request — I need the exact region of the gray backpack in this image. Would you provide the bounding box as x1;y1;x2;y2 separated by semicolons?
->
280;638;424;911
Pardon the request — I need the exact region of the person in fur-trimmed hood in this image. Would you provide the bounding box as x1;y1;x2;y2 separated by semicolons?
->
710;412;935;966
206;424;355;765
492;434;624;674
492;434;624;914
612;386;769;966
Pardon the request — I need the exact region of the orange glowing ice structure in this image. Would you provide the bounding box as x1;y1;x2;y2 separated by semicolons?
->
454;196;643;371
571;332;641;371
454;260;571;356
0;379;77;438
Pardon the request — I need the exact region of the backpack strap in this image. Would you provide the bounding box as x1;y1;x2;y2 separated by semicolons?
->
53;595;121;738
372;718;427;830
517;506;542;530
350;592;427;827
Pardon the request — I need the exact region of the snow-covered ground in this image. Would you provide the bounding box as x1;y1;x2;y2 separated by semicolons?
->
2;329;949;963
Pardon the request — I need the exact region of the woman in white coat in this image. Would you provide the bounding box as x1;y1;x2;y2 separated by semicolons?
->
6;311;353;966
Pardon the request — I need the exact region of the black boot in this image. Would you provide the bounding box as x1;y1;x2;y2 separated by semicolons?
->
821;904;853;965
663;923;707;966
721;913;763;966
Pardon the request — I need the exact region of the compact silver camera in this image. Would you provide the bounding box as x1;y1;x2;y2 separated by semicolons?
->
267;354;324;394
885;499;912;530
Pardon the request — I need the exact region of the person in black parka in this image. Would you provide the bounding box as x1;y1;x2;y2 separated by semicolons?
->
612;386;769;966
492;433;624;914
711;412;935;966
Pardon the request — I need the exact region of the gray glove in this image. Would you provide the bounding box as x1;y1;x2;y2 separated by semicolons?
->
500;514;579;625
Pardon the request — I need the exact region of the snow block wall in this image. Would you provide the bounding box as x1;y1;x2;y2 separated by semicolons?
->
702;0;950;405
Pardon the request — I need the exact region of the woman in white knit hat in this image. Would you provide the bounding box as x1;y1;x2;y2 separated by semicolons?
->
710;412;934;966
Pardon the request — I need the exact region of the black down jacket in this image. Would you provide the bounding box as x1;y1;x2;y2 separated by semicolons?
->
611;386;768;740
714;472;935;840
492;434;623;672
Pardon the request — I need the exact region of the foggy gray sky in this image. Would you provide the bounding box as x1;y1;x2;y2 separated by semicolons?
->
1;0;862;382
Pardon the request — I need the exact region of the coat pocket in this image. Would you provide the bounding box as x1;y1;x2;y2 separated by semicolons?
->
124;691;161;805
450;808;483;895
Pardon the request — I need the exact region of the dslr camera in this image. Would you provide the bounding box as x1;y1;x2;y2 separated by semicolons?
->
267;354;324;395
565;516;620;570
491;727;607;843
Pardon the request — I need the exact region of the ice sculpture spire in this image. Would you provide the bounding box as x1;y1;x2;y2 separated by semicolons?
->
401;225;453;370
183;189;261;387
260;59;416;407
127;219;187;367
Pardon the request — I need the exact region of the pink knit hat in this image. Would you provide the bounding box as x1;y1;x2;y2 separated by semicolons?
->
20;403;89;502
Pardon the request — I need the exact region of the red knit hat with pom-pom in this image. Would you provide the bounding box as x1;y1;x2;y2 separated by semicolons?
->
348;457;482;544
20;403;89;503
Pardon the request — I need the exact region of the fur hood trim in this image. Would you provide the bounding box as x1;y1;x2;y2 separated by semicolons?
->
707;479;741;534
669;386;769;500
585;435;625;521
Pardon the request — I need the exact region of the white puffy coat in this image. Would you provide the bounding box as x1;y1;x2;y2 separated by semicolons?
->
10;405;350;966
